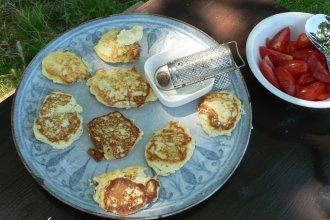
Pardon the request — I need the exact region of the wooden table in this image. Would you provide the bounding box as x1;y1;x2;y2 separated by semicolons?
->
1;0;330;219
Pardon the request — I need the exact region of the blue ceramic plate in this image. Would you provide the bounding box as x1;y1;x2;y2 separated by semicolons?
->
12;14;252;219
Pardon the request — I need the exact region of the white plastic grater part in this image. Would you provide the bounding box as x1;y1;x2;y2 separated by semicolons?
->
144;45;214;107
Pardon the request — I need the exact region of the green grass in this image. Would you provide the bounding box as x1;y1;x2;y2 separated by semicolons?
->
0;0;328;99
275;0;330;15
0;0;145;99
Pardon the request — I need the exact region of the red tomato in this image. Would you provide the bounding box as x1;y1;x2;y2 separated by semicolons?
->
296;33;315;49
307;55;330;82
263;55;274;68
274;66;296;96
285;41;299;54
326;83;330;93
266;37;271;48
292;49;327;69
259;28;330;102
259;56;282;90
268;27;290;52
296;81;325;101
279;60;308;77
297;73;316;86
296;84;305;94
317;92;330;101
260;46;293;65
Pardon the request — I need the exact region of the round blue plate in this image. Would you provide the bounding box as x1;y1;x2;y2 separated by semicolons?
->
12;14;252;219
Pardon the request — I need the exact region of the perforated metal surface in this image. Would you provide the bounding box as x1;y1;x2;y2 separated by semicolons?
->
213;72;232;90
167;44;235;88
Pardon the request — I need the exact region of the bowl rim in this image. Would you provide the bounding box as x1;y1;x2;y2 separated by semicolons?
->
246;12;330;109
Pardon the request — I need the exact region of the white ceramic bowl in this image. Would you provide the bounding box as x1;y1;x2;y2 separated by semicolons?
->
246;12;330;108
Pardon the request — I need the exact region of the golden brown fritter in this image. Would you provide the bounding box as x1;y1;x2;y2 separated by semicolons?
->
94;28;141;63
198;91;243;136
33;91;83;149
42;50;90;85
88;111;143;160
93;166;160;216
86;67;157;109
145;121;195;176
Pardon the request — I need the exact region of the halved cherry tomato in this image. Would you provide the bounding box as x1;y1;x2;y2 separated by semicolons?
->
279;60;308;77
296;33;315;49
326;83;330;93
259;56;282;89
260;46;293;65
268;27;290;52
266;37;271;48
293;49;327;69
308;55;330;82
259;28;330;101
296;84;305;94
296;81;325;100
263;55;274;68
274;66;296;96
317;92;330;101
297;73;316;86
285;41;299;54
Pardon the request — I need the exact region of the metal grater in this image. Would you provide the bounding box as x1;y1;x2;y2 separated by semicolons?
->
155;42;245;90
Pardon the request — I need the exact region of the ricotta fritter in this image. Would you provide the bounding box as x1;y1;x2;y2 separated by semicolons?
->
33;91;83;149
38;91;82;117
145;121;195;176
94;25;143;63
93;166;160;216
41;50;90;85
197;91;243;136
88;111;143;160
34;112;83;149
86;67;157;109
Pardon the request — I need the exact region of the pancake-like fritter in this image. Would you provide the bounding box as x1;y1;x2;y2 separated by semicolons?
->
145;121;195;176
86;67;157;109
33;91;83;149
93;166;160;216
88;111;143;160
94;25;143;63
41;50;90;85
197;91;243;136
33;112;83;149
38;92;82;117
